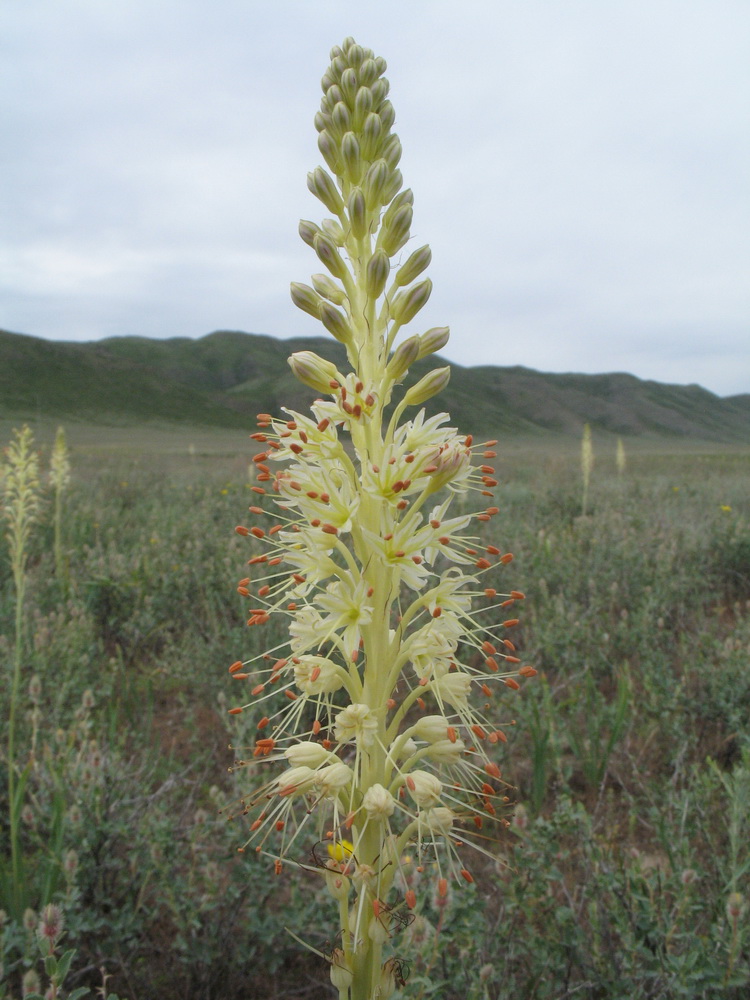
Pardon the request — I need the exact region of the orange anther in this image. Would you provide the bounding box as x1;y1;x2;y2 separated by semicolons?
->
504;677;521;690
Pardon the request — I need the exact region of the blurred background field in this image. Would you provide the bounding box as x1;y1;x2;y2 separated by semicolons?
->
1;420;749;999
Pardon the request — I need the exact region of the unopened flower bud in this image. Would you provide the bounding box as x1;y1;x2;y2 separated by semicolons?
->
307;167;345;216
412;715;449;743
316;761;353;796
389;278;432;325
347;42;365;68
403;366;451;406
277;765;316;796
363;783;396;819
353;86;373;129
313;233;349;281
319;301;352;344
326;84;344;108
382;133;403;170
426;738;466;763
387;335;420;379
298;219;322;248
317;129;341;173
288;351;341;393
321;218;346;246
366;248;390;299
397;737;418;760
363;159;389;210
341;132;362;184
311;273;347;305
421;806;455;834
331;101;351;138
290;281;323;319
347;187;367;239
380;99;395;131
284;741;334;768
361;112;383;160
417;326;450;359
340;67;358;104
358;58;378;88
379;204;412;257
394;244;432;288
406;770;443;808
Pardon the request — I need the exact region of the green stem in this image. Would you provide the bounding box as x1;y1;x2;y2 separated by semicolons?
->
8;558;26;918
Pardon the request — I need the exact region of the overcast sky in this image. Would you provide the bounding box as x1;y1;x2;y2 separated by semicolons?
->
2;0;749;396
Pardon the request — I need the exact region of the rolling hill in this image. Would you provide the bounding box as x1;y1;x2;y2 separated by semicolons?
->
1;327;749;442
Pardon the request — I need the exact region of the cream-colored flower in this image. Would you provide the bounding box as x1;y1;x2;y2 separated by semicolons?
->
334;704;378;746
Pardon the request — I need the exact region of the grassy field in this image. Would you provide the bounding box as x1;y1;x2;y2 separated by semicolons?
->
1;420;749;999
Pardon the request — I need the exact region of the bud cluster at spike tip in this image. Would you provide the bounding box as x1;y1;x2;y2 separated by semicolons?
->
225;37;535;998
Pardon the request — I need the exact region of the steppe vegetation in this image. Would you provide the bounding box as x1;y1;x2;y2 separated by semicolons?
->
0;420;748;999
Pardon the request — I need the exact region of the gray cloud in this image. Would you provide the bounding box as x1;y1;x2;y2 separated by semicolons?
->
1;0;748;395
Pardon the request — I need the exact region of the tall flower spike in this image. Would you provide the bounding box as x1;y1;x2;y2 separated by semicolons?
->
226;37;534;1000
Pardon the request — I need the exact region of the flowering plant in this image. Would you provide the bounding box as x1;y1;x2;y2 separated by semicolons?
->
226;37;534;999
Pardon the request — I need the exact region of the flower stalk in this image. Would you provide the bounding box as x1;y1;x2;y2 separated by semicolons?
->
49;425;71;591
2;425;41;919
226;38;534;998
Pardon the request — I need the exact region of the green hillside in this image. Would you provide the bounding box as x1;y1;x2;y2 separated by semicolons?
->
1;327;748;441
